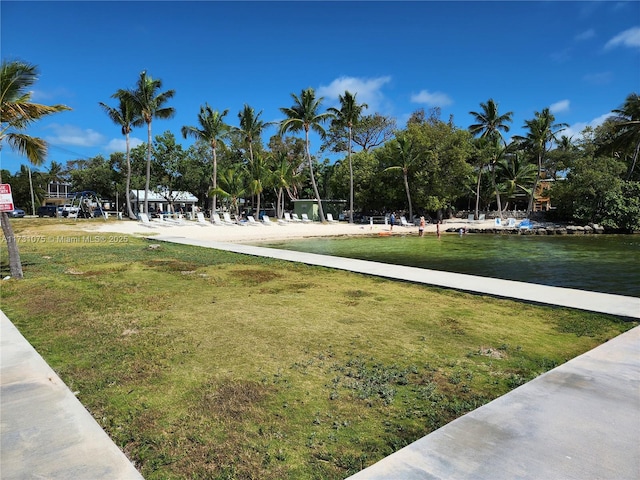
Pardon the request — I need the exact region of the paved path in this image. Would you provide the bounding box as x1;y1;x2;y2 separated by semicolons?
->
0;311;143;479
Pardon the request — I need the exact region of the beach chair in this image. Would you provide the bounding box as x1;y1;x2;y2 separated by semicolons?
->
301;213;312;223
289;213;302;222
246;215;262;226
261;214;274;226
222;212;237;226
326;213;338;223
283;212;295;222
196;212;211;226
400;216;413;227
507;217;517;227
495;217;502;227
138;213;156;228
211;213;227;226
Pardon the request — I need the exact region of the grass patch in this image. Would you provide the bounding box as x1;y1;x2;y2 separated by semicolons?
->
1;219;637;479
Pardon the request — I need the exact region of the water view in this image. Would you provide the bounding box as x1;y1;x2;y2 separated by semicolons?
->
261;233;640;298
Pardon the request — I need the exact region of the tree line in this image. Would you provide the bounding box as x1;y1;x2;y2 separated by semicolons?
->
3;62;640;233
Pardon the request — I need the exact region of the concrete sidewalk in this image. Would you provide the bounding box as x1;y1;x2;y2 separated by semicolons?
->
348;323;640;479
0;310;143;479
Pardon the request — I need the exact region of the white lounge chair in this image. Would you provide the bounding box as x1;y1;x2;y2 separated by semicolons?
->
222;212;237;226
326;213;338;223
495;217;502;227
261;214;274;226
246;215;262;226
289;213;302;222
400;216;413;227
196;212;211;226
507;218;517;227
138;212;156;227
211;213;227;226
301;213;312;223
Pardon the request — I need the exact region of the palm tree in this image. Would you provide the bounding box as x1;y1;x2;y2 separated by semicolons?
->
514;108;567;215
99;95;140;219
279;88;334;222
211;168;246;217
235;104;271;164
495;150;537;210
383;134;420;221
181;104;229;216
119;71;175;215
469;99;513;219
609;93;640;180
270;150;296;218
0;60;70;279
328;91;368;223
246;153;269;219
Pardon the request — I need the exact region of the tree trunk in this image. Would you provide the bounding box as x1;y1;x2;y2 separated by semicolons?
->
474;166;482;220
126;133;136;219
212;146;218;216
490;160;503;219
305;129;325;222
526;153;543;216
348;128;354;223
1;212;23;279
144;122;152;214
403;170;413;221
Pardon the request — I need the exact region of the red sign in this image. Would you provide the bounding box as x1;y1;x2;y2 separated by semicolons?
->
0;184;15;211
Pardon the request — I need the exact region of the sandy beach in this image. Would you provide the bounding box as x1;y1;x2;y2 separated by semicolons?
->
84;216;497;243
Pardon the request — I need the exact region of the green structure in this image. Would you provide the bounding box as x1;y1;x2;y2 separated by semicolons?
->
292;199;346;221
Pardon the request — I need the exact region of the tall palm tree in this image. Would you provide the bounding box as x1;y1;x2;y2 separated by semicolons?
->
609;92;640;180
469;99;513;219
235;104;271;164
119;71;175;215
279;88;334;222
270;150;296;218
383;134;420;221
211;168;246;217
328;91;368;223
246;153;269;219
0;60;70;279
515;108;567;215
181;104;229;216
99;95;140;219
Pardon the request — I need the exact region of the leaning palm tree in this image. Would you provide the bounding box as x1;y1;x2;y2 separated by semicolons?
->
469;99;513;219
383;134;420;221
514;108;567;216
0;60;70;279
119;71;175;215
609;92;640;180
181;104;229;217
279;88;334;222
328;91;368;223
99;95;140;219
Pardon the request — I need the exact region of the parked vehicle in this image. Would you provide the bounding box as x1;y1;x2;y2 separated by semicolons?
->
37;205;57;217
7;208;25;218
61;204;80;217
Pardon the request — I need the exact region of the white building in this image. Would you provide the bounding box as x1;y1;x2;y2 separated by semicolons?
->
129;189;198;214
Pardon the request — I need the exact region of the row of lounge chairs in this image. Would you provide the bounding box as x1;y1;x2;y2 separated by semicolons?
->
137;211;319;227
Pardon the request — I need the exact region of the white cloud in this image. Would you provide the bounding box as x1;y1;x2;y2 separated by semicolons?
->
44;124;105;147
575;29;595;41
550;100;570;114
410;90;453;107
604;26;640;50
583;71;613;85
563;112;613;140
316;76;392;113
105;137;145;153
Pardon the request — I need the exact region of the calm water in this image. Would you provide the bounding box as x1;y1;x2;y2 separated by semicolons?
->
260;234;640;297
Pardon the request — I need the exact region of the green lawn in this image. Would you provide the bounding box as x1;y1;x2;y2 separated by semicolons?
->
1;219;636;479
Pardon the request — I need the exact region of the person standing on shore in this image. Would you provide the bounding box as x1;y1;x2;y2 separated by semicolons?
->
390;212;396;231
419;216;425;237
436;220;441;238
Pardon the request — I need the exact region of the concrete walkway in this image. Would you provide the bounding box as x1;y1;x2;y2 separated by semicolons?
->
1;237;638;479
0;310;143;479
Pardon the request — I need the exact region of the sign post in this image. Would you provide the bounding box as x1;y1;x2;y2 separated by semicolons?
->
0;184;15;212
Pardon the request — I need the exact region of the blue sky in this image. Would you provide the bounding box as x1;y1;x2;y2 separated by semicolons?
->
2;1;639;175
